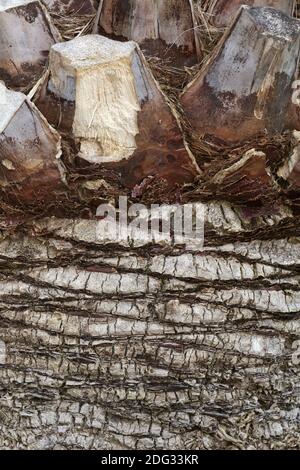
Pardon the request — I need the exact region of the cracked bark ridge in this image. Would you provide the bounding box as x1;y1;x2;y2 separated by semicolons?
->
0;82;64;206
0;207;299;450
35;34;200;189
209;0;295;28
180;6;300;146
42;0;96;15
0;0;61;92
95;0;202;67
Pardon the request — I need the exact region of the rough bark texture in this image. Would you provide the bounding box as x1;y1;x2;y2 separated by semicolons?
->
0;82;63;205
0;203;299;450
96;0;202;66
209;0;295;28
35;34;200;189
0;0;61;92
181;6;300;145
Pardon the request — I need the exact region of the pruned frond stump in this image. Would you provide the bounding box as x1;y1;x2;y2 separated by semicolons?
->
95;0;202;67
0;0;61;92
35;34;200;189
278;131;300;190
42;0;96;15
208;149;275;203
209;0;295;28
181;6;300;146
0;82;63;205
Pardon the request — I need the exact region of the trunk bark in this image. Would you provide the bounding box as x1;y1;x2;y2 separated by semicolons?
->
0;203;299;450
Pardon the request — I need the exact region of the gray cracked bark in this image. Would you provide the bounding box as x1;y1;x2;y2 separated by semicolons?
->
0;203;299;450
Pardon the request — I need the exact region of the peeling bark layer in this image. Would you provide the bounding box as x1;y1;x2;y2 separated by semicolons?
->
209;0;295;28
35;34;200;189
0;0;60;92
181;6;300;146
0;203;299;449
0;82;63;206
96;0;201;66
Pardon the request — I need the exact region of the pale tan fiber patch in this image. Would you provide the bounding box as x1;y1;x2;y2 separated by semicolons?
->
74;57;141;163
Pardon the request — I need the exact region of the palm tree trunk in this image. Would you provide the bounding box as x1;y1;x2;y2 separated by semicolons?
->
0;0;299;451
